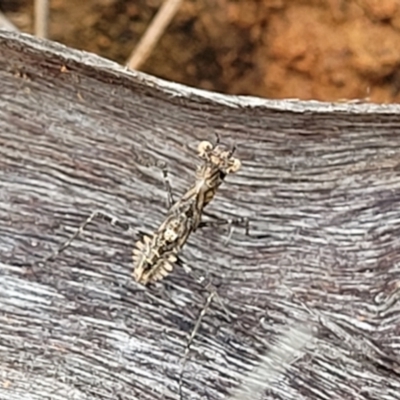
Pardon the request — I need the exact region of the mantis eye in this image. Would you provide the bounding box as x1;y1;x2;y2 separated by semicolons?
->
197;141;213;157
226;158;241;173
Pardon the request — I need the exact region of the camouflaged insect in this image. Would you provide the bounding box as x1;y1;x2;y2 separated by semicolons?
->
133;201;194;285
133;139;241;285
182;139;241;212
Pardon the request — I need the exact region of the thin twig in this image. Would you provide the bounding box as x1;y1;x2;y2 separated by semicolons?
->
34;0;49;38
0;10;18;31
126;0;183;70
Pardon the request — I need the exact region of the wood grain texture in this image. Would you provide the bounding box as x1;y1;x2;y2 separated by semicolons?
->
1;30;400;400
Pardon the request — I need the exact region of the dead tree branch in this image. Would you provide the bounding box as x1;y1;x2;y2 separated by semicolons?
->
1;30;400;400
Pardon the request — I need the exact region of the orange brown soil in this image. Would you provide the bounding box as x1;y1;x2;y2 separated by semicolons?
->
3;0;400;102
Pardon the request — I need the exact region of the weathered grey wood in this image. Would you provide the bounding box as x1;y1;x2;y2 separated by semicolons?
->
1;29;400;400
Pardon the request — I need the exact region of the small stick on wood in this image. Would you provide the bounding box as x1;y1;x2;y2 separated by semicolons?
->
34;0;49;38
126;0;183;70
0;10;18;31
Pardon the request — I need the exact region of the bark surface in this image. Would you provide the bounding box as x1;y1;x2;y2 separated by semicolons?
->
0;30;400;400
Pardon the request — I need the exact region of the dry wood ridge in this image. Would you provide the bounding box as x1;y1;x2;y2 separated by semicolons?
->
0;30;400;400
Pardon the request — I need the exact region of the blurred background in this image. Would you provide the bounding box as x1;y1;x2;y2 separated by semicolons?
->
2;0;400;103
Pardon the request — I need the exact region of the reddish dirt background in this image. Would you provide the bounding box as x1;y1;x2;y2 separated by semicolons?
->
3;0;400;103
